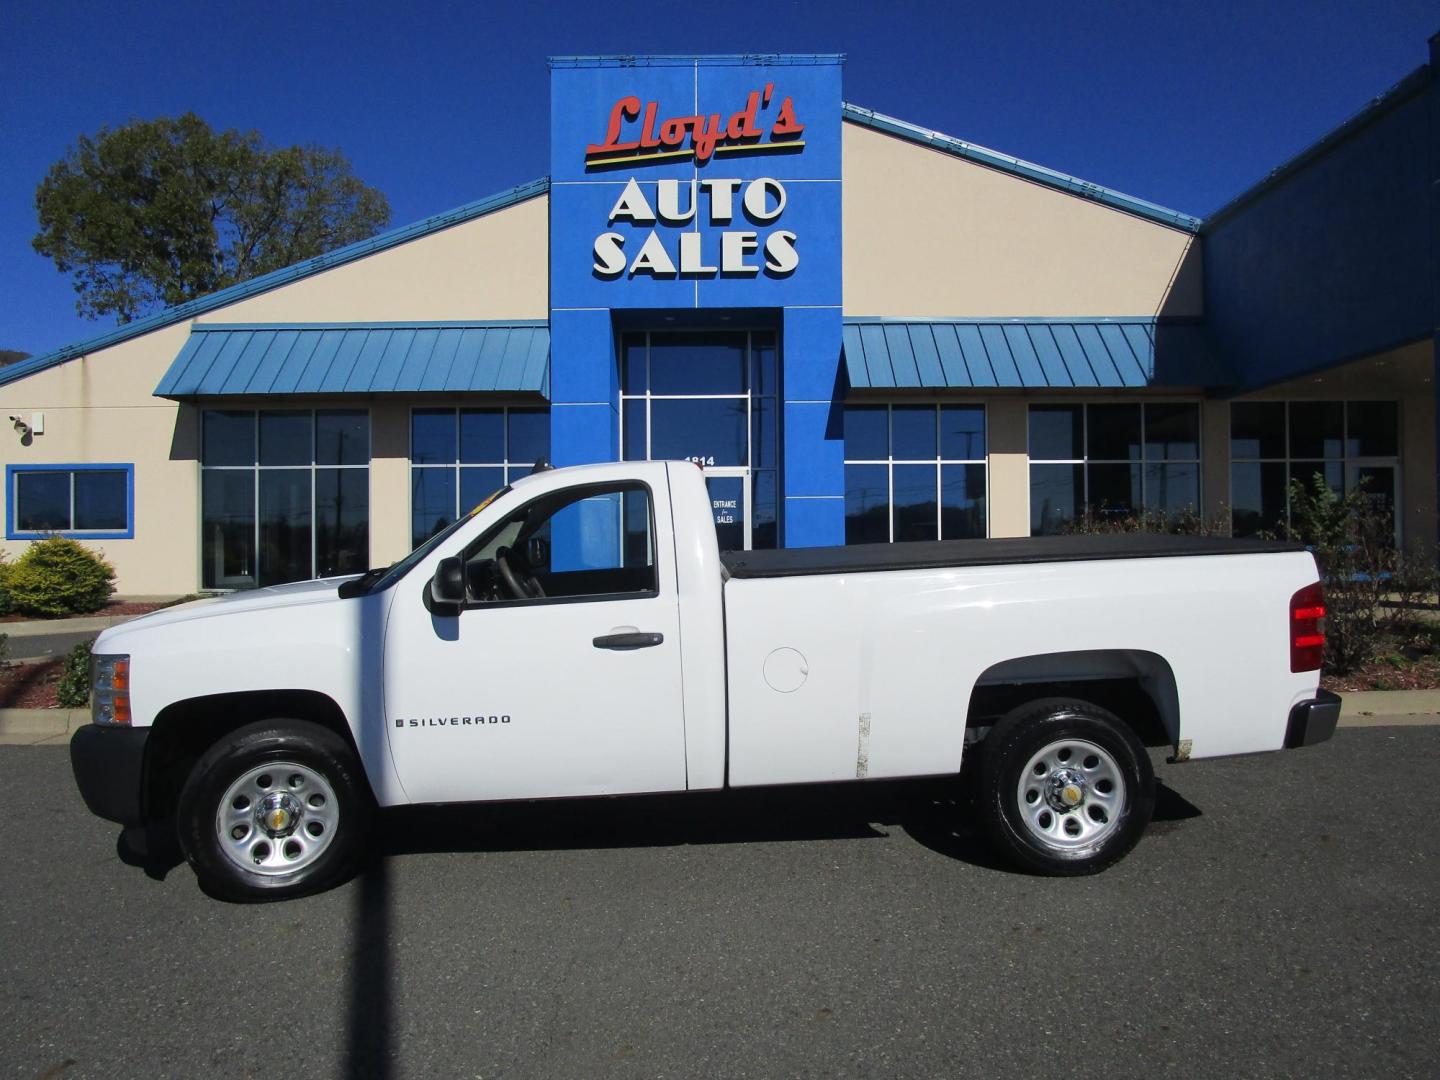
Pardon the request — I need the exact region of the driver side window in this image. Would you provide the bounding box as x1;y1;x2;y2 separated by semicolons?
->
464;482;657;603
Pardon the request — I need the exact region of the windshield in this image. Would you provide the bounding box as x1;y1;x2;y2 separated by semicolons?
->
350;485;512;596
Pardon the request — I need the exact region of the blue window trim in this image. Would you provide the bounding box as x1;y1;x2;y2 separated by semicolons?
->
6;463;135;541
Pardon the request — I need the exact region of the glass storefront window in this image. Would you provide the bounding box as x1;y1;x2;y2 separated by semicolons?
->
201;409;369;588
1027;402;1201;535
1231;400;1400;538
648;399;748;465
410;407;550;547
645;331;748;395
843;403;988;544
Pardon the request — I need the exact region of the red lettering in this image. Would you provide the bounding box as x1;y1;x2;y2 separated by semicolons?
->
640;101;662;148
659;115;695;147
772;96;804;138
585;88;804;166
585;95;643;156
692;114;725;163
726;91;762;140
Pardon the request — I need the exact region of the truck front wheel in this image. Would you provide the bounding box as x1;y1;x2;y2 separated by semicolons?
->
176;720;372;901
977;697;1154;876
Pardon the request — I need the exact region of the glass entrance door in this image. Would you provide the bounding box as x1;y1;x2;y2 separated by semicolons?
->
1352;464;1399;540
703;469;749;551
619;329;779;550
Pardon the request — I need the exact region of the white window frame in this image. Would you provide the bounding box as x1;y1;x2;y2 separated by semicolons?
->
408;405;550;547
1027;401;1203;532
843;402;990;542
1230;399;1402;540
618;329;780;549
200;409;371;587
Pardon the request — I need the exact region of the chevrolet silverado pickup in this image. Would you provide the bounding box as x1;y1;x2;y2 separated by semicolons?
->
70;459;1339;900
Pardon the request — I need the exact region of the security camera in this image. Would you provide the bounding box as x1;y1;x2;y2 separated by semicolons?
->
10;415;30;437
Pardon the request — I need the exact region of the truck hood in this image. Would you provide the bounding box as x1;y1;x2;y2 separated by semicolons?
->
98;577;356;641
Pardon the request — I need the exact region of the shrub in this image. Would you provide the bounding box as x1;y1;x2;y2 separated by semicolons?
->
1060;505;1230;537
56;640;91;708
6;537;115;617
1281;474;1438;675
0;552;11;615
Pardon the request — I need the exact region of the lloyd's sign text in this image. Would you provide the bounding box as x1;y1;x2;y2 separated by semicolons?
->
585;82;804;169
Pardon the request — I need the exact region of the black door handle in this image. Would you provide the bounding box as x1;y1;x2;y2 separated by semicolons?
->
593;632;664;650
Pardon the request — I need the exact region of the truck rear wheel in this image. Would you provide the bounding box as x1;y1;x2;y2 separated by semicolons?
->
977;697;1154;876
176;720;372;902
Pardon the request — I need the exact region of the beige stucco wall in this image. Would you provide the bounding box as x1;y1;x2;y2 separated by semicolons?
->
369;402;412;568
842;122;1202;319
0;323;199;594
1201;400;1230;521
0;196;551;594
202;196;549;323
984;398;1030;538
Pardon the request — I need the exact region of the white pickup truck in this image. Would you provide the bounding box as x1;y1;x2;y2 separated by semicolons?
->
71;459;1339;900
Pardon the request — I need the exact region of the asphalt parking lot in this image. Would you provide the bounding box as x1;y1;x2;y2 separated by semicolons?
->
3;728;1438;1080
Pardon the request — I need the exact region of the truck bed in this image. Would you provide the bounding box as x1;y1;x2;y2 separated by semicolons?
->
720;534;1304;579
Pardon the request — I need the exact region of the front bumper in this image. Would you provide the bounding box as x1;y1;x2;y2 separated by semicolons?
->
69;723;150;825
1285;689;1342;749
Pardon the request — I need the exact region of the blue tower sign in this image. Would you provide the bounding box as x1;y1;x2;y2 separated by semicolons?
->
549;54;846;548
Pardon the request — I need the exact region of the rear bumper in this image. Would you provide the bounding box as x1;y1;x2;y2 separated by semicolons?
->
69;723;149;825
1285;690;1342;749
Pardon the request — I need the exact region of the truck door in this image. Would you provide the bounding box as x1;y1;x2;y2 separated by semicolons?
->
382;478;687;804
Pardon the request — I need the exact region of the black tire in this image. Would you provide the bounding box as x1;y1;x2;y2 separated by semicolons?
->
176;719;372;902
977;697;1154;876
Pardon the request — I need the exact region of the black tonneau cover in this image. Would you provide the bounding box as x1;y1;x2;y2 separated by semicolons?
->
721;534;1306;579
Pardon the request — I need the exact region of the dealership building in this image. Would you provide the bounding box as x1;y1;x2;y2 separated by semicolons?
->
2;43;1437;594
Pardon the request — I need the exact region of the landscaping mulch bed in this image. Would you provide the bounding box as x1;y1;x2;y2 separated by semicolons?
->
0;659;67;709
0;600;170;624
1323;655;1440;693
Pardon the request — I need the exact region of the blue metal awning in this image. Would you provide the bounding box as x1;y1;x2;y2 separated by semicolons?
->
154;322;550;398
843;318;1210;390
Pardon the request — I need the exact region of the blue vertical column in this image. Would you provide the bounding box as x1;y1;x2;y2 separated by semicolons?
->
549;309;618;467
782;306;845;547
1431;36;1440;558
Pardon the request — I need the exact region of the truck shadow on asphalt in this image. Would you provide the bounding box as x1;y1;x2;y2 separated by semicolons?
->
372;778;1203;873
112;779;1203;885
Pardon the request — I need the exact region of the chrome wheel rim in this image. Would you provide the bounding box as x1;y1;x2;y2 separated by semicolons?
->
216;760;339;876
1015;738;1125;851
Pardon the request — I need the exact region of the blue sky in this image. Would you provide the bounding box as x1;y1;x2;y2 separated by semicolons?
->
2;0;1435;357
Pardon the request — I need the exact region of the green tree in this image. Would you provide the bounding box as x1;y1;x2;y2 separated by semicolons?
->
33;113;390;323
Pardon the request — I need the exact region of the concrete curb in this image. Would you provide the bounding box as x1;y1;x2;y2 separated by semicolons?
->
0;596;193;638
2;691;1439;747
1338;689;1440;720
1;615;140;637
0;709;90;746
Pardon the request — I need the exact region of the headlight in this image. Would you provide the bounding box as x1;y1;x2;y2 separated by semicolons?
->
91;653;131;726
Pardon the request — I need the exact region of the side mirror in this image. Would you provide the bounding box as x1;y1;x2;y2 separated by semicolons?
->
430;556;466;608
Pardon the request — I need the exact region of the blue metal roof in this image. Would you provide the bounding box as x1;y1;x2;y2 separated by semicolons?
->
841;105;1202;233
844;318;1181;390
549;53;844;67
154;322;550;398
0;179;550;390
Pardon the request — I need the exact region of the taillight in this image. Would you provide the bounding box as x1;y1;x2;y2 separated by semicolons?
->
1290;582;1325;673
